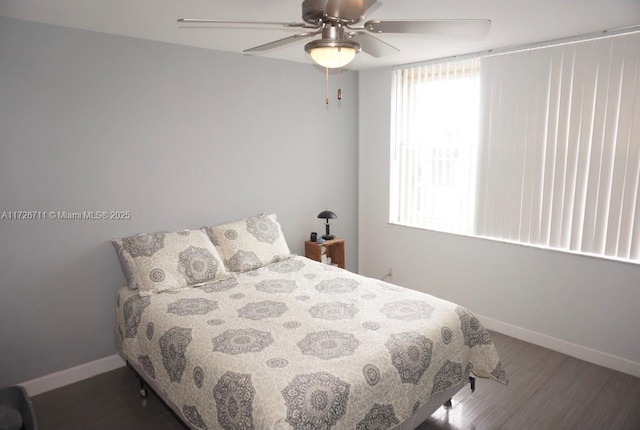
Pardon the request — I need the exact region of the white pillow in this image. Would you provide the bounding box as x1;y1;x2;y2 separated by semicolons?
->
203;214;292;272
112;229;230;296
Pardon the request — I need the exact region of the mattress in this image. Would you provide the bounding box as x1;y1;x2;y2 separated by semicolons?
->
115;256;506;430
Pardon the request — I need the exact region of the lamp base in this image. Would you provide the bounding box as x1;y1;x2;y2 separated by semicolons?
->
322;234;335;240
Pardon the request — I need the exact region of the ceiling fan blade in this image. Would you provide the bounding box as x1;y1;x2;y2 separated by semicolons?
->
350;32;399;58
244;32;317;53
324;0;379;22
365;19;492;37
178;19;308;28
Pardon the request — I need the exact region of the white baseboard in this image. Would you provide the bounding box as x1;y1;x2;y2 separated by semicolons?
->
20;354;126;397
478;314;640;378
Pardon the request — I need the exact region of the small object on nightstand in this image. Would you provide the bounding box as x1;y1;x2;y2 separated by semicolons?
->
305;238;345;269
310;232;318;242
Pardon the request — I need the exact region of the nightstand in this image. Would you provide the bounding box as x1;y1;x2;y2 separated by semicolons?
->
304;238;345;269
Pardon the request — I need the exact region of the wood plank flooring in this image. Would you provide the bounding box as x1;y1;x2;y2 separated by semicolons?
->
31;332;640;430
418;332;640;430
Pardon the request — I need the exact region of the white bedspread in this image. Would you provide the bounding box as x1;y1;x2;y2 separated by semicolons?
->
116;256;506;430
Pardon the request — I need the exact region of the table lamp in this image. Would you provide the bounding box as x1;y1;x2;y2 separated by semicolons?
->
317;210;337;240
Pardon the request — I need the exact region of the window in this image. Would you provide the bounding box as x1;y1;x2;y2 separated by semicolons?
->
390;59;480;234
391;31;640;262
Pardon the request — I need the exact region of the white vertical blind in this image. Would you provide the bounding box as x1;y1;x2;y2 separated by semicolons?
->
476;33;640;259
391;58;480;233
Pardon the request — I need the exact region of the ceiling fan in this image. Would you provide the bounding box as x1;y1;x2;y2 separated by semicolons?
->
178;0;491;69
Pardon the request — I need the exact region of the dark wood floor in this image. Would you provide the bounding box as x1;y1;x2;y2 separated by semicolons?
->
418;332;640;429
31;331;640;430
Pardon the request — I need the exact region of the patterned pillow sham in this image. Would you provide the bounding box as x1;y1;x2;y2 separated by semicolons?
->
112;229;231;296
203;213;292;272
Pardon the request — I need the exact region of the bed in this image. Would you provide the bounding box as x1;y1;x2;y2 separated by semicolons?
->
113;214;507;430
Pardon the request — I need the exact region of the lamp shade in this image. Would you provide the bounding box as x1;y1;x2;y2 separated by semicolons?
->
309;46;356;68
317;210;337;220
305;39;361;69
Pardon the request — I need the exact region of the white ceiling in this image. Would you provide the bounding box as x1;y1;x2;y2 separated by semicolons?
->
2;0;640;70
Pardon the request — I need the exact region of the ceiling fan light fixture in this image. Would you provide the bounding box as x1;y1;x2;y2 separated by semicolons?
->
305;40;361;68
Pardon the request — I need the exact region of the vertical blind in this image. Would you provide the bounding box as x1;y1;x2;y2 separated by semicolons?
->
476;33;640;260
391;58;480;233
391;30;640;262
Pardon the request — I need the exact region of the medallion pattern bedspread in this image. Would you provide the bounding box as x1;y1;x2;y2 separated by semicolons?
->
116;256;506;430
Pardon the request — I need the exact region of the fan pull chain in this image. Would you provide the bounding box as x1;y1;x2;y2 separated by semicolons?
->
325;67;330;105
324;68;344;104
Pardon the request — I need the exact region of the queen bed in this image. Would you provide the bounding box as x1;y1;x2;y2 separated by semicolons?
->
112;214;507;430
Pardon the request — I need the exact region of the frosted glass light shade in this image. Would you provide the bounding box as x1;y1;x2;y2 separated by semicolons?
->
309;46;357;68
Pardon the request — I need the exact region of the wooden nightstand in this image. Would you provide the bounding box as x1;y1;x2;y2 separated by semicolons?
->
304;238;345;269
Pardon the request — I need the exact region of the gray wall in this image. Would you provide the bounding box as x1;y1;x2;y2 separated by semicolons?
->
359;67;640;374
0;17;358;386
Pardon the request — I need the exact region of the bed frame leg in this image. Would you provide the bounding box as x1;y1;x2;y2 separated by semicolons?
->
443;376;476;409
137;376;147;398
126;361;148;398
